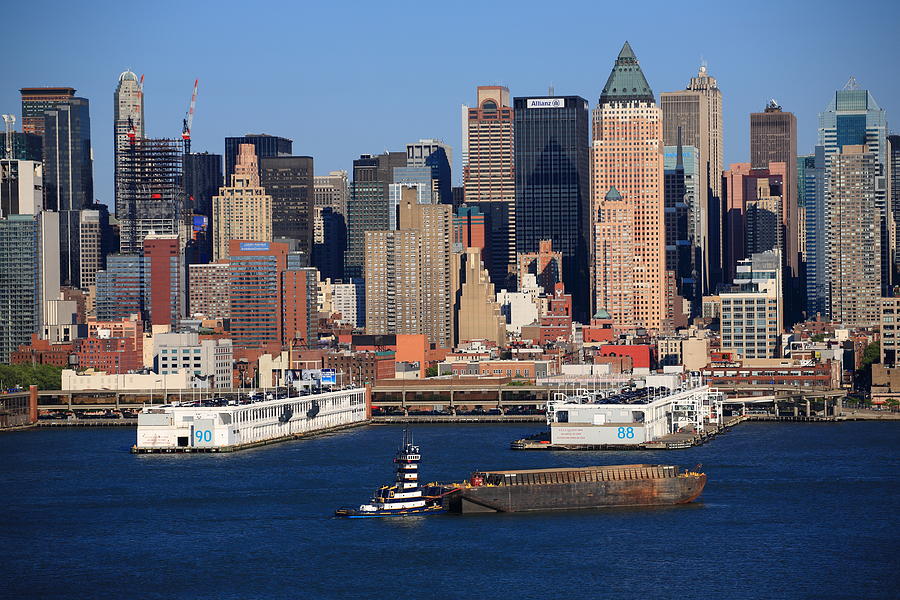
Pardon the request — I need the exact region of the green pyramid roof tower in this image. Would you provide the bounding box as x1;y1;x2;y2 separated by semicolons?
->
599;41;654;105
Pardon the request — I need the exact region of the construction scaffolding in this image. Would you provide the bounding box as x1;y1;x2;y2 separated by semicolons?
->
119;138;184;254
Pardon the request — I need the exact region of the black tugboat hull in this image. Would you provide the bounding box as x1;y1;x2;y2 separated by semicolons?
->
334;505;446;518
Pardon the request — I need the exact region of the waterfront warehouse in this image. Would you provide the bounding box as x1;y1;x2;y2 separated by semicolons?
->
134;387;368;452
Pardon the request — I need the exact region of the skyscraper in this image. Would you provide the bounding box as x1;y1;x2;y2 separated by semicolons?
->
228;240;288;350
224;134;292;181
143;233;183;328
463;86;515;288
663;142;700;307
114;70;144;218
1;215;41;362
513;94;590;320
314;170;349;216
364;200;452;348
117;138;183;255
1;159;43;217
802;147;827;317
406;139;452;204
750;101;798;296
826;145;880;326
312;206;346;281
42;97;94;287
20;87;75;135
591;42;667;331
885;134;899;279
660;64;724;293
819;81;889;295
212;144;272;261
722;162;787;282
345;151;406;278
259;155;314;255
183;152;222;264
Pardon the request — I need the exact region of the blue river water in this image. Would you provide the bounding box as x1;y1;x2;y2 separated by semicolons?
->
1;422;898;600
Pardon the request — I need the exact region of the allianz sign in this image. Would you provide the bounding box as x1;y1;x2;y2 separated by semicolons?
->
527;98;565;109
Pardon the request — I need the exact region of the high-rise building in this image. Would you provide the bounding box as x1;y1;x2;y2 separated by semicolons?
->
1;159;43;217
212;144;272;261
826;145;881;327
312;206;346;281
750;101;798;299
259;155;314;255
78;210;101;288
282;266;319;347
42;97;94;287
143;233;183;328
406;138;452;204
722;162;787;283
887;135;900;279
663;142;700;307
513;94;590;320
224;134;291;181
591;42;667;331
345;152;406;278
454;247;507;347
228;240;288;349
719;250;782;359
819;81;889;293
20;87;75;135
0;132;42;162
0;213;59;362
364;229;421;340
314;170;349;215
188;262;230;319
183;152;222;265
453;204;485;250
661;64;724;293
389;167;435;224
114;70;145;218
463;86;516;288
118;138;183;255
95;255;147;321
332;279;364;327
802;147;827;317
364;201;452;348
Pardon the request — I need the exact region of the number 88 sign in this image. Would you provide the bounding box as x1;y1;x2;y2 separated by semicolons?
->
616;427;635;439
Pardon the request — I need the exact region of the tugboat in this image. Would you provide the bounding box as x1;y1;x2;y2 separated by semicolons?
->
335;430;445;518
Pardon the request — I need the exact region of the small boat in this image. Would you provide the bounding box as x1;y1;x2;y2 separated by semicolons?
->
335;430;445;518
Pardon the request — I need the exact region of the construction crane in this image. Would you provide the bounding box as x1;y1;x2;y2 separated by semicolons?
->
182;78;199;154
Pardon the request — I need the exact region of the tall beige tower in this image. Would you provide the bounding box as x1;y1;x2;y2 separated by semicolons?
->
591;42;667;331
212;144;272;261
462;86;516;286
364;199;452;348
826;145;881;327
399;199;452;348
114;70;144;219
454;247;507;346
661;64;723;292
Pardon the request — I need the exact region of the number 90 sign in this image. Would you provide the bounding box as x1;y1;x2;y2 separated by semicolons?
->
195;430;212;443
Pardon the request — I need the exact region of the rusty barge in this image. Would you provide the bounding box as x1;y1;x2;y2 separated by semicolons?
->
435;464;706;513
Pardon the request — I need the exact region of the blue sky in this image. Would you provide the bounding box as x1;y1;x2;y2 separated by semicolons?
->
3;0;898;208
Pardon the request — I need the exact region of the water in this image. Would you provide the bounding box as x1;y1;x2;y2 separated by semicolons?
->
1;422;898;600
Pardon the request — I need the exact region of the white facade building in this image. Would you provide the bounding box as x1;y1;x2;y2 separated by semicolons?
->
154;333;233;388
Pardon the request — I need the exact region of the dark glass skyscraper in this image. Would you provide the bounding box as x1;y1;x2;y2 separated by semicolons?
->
43;97;93;287
183;152;222;267
260;156;314;256
344;151;406;278
224;134;292;181
513;95;590;320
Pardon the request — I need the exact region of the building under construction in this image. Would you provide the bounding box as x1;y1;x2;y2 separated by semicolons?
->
118;138;184;254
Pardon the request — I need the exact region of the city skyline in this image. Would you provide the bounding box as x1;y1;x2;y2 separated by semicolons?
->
2;1;898;207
